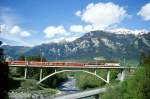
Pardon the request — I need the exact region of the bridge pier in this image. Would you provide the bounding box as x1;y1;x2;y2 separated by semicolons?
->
107;71;110;83
24;67;27;79
94;70;97;75
39;68;43;81
120;70;125;82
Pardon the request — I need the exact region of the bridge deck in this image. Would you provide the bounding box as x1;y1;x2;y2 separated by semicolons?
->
9;64;136;69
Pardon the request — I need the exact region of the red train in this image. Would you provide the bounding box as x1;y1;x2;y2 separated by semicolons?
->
7;61;120;67
7;61;85;67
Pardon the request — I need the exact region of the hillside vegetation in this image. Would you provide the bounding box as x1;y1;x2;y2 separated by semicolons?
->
101;51;150;99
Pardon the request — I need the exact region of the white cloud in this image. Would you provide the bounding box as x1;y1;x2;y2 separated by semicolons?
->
84;25;93;32
0;24;32;46
65;36;79;42
69;24;106;33
75;10;82;16
43;25;66;38
20;31;31;37
0;24;7;33
9;25;21;34
138;3;150;21
0;7;32;46
0;7;18;27
8;25;31;37
42;25;81;44
86;3;94;9
42;25;83;44
76;2;127;29
69;25;84;33
52;36;79;43
42;36;80;44
0;33;33;46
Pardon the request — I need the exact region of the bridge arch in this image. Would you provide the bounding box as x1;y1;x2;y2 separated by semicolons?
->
37;70;109;84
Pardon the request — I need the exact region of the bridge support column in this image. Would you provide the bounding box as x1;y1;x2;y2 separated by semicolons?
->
120;70;125;82
24;68;27;79
94;70;97;75
107;71;110;83
94;94;99;99
39;69;43;81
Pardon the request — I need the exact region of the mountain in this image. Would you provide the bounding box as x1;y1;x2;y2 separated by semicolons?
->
0;38;20;46
2;45;31;59
2;30;150;61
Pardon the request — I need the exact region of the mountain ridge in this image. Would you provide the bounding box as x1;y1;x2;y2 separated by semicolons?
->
2;30;150;61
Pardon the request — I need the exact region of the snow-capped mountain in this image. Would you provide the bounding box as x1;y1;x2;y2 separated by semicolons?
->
107;28;149;35
2;30;150;60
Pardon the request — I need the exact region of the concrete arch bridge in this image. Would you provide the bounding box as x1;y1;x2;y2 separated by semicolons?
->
8;61;136;84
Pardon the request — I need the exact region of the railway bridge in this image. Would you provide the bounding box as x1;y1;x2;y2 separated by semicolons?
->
8;61;136;85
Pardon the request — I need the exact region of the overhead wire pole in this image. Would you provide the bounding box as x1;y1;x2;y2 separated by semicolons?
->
121;31;126;82
123;31;126;66
24;56;27;79
39;49;43;81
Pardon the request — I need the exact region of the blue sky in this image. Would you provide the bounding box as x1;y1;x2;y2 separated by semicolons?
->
0;0;150;46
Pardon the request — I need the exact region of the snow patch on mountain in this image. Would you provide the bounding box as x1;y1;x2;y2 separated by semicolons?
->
116;42;123;47
50;48;57;53
142;37;150;47
72;47;78;53
64;44;72;52
91;38;100;47
78;40;90;49
107;28;149;36
101;38;116;50
134;40;139;48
